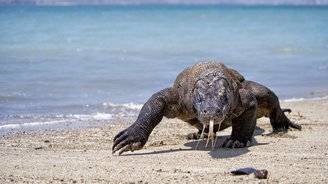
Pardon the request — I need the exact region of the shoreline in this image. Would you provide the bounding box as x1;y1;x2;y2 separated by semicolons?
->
0;99;328;183
1;96;328;137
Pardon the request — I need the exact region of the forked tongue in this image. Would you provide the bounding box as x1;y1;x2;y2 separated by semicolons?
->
195;119;222;150
195;124;206;150
205;119;215;149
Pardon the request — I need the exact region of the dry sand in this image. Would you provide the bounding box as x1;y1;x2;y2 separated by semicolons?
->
1;99;328;183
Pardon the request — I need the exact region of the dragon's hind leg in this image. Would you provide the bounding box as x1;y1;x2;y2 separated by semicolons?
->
242;80;302;132
270;108;302;132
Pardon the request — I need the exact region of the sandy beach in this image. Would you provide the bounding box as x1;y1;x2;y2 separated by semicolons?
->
1;99;327;183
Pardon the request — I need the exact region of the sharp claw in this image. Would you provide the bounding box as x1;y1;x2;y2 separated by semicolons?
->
131;142;142;152
225;140;233;148
112;133;128;151
131;143;136;152
113;138;131;154
228;140;233;147
232;141;244;148
119;144;132;155
117;142;144;155
113;130;126;142
112;144;121;154
112;142;120;153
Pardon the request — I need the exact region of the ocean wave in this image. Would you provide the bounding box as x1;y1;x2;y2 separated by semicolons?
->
68;113;113;121
272;47;315;55
0;120;66;129
0;102;142;131
319;65;328;70
0;104;131;130
102;102;143;110
0;112;115;130
282;96;328;102
0;93;28;101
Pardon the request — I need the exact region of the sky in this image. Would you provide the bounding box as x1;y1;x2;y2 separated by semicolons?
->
1;0;328;5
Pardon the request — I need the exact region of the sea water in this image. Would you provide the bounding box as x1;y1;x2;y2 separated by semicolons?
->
0;5;327;134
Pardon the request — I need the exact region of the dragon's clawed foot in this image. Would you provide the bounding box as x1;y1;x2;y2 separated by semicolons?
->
186;132;209;140
112;125;148;155
222;139;251;148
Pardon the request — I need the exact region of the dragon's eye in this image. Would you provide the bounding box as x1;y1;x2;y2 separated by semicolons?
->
222;94;228;103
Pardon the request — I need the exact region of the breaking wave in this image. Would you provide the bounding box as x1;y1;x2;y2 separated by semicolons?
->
0;102;143;132
282;96;328;102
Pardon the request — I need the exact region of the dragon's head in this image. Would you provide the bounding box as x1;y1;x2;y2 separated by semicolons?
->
192;73;233;125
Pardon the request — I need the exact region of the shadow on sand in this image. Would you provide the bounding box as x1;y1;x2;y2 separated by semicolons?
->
121;147;193;156
121;126;268;158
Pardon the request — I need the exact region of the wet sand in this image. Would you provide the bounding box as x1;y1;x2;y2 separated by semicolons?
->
1;99;328;183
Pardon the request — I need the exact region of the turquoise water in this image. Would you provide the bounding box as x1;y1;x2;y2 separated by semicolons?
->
0;5;328;133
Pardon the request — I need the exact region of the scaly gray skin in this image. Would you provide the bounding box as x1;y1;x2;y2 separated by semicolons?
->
112;62;301;155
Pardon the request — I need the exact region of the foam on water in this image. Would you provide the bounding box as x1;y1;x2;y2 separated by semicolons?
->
0;120;66;129
0;102;142;132
0;112;115;129
282;96;328;102
102;102;143;110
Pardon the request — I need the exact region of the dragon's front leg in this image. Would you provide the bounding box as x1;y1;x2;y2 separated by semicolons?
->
112;88;177;155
